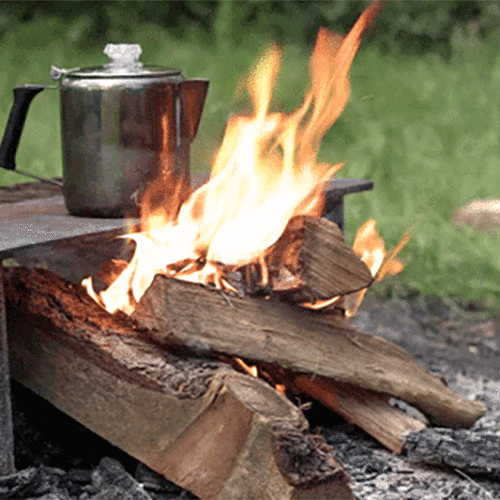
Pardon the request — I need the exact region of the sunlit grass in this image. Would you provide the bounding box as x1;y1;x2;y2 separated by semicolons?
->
329;41;500;310
0;16;499;309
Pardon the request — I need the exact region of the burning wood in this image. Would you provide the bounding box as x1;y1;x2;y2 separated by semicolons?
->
3;266;354;500
3;265;487;479
82;1;385;317
131;272;485;430
265;215;373;303
344;220;413;316
73;1;485;461
88;213;374;308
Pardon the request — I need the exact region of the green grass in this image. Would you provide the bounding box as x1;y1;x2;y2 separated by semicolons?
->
1;15;499;310
330;39;500;310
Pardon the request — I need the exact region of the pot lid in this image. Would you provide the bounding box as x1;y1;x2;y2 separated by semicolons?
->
51;44;181;79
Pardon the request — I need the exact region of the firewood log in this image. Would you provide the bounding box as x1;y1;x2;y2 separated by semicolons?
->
132;273;485;429
3;266;354;500
266;215;373;302
292;376;426;454
404;428;500;480
240;362;427;455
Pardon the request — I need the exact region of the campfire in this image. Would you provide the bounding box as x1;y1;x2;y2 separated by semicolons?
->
1;2;490;499
82;0;400;319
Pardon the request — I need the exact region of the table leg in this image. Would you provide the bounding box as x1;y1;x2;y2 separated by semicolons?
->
0;265;14;475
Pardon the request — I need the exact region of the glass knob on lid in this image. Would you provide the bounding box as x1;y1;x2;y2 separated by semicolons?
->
104;44;143;71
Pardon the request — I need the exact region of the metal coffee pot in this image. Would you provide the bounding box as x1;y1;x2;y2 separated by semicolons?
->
0;44;209;217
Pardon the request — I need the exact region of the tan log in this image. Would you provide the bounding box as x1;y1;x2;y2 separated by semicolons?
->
3;266;354;500
132;273;485;429
266;215;373;301
293;375;426;454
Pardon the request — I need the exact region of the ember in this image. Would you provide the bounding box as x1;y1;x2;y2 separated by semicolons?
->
82;1;401;316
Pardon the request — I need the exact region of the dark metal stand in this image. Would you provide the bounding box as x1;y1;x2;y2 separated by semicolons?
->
0;264;14;475
323;178;374;232
192;173;374;234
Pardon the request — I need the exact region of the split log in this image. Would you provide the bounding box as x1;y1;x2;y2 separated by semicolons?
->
293;376;426;454
245;362;427;454
3;266;354;500
132;273;486;429
404;428;500;480
266;215;373;302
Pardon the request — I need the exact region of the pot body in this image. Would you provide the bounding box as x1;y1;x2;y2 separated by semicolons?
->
0;45;208;217
60;74;202;218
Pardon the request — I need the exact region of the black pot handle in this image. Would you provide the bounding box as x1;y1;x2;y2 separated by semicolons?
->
0;84;51;171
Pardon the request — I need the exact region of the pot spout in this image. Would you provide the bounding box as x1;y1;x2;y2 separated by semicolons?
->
180;79;209;143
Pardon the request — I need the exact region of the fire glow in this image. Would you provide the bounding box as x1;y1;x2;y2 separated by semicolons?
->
83;1;404;316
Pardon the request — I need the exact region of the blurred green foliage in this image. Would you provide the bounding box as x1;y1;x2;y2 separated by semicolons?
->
1;1;500;56
0;1;499;310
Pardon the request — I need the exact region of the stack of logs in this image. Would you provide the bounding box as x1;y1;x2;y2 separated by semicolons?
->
2;212;486;500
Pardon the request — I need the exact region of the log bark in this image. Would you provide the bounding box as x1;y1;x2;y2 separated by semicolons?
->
132;273;485;429
404;428;500;480
266;215;373;301
3;266;354;500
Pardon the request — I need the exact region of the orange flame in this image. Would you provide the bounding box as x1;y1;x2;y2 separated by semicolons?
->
83;2;382;315
235;358;259;378
344;220;412;316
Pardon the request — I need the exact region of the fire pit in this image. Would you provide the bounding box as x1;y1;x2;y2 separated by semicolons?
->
0;181;499;499
0;3;498;499
0;174;377;500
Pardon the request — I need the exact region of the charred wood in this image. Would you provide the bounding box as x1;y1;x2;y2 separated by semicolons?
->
90;457;154;500
404;428;500;480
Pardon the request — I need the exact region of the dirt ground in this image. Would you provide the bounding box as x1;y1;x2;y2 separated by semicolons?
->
335;291;500;499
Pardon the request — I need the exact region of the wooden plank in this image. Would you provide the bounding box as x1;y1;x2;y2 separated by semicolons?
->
3;266;354;500
132;273;486;429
